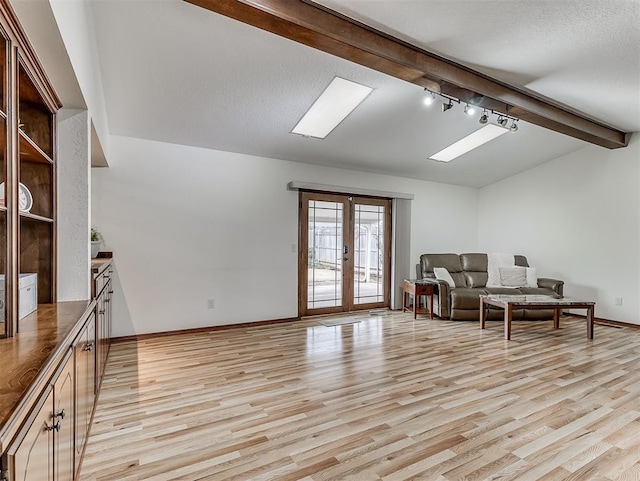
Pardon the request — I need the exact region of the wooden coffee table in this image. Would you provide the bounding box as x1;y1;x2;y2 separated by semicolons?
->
479;294;595;340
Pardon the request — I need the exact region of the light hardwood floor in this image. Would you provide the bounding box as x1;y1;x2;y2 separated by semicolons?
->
80;312;640;481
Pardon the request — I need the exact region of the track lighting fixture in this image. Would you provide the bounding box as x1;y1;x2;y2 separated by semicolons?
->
423;89;436;106
421;88;519;131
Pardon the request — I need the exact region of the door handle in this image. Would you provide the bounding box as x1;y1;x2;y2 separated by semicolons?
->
46;421;61;432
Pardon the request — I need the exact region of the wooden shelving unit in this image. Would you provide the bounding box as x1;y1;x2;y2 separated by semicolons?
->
0;0;61;337
0;29;7;337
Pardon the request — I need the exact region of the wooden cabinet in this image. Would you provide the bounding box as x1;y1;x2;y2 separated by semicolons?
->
5;385;53;481
0;302;105;481
74;314;95;478
92;258;113;383
0;0;60;339
4;349;74;481
53;354;74;481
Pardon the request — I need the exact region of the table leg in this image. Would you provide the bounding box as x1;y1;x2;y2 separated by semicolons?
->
553;308;560;329
587;305;594;339
429;293;434;319
413;293;417;319
504;304;513;340
480;297;486;329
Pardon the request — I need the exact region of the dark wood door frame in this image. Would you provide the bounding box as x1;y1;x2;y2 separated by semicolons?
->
298;191;391;317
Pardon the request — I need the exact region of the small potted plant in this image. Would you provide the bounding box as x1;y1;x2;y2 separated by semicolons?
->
91;228;102;259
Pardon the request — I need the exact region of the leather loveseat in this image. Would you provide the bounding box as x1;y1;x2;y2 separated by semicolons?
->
419;253;564;321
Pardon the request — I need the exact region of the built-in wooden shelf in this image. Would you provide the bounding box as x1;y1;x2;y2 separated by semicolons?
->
19;129;53;164
19;211;53;223
0;122;55;165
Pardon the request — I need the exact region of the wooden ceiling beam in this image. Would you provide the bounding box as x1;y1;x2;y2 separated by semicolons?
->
185;0;629;149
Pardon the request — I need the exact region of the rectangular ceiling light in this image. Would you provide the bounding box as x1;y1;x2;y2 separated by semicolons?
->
291;77;373;139
429;124;509;162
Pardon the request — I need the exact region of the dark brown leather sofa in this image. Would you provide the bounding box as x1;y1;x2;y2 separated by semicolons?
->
419;253;564;321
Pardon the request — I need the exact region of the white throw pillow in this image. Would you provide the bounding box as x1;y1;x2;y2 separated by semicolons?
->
499;266;527;287
433;267;456;288
487;253;515;287
526;267;538;288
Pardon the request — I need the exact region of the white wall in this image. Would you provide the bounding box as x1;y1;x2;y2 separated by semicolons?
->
57;109;90;300
478;135;640;324
92;136;479;336
49;0;109;159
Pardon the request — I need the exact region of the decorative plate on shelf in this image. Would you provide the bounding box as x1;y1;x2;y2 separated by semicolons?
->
0;182;33;212
19;183;33;212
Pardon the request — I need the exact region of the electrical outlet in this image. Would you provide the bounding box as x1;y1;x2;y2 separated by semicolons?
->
207;299;215;309
614;297;623;306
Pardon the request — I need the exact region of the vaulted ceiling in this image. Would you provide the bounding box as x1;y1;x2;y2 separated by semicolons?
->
20;0;640;187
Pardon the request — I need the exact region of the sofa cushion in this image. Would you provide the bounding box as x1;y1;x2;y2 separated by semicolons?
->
450;288;485;309
420;253;462;272
484;287;522;295
526;267;538;287
515;255;529;267
460;253;488;288
464;271;488;288
460;253;487;272
518;287;558;296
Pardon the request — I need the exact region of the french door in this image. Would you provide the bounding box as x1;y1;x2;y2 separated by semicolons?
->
299;191;392;316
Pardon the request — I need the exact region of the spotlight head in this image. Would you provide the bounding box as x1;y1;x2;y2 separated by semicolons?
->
498;116;508;127
479;111;489;124
423;90;436;106
464;104;477;116
510;120;519;132
442;100;453;112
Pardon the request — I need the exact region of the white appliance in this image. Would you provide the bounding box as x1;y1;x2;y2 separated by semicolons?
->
0;273;38;322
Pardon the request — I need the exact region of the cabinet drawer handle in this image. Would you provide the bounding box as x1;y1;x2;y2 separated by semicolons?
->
99;310;105;314
54;409;65;419
46;421;61;432
83;342;94;352
108;290;114;294
105;299;110;303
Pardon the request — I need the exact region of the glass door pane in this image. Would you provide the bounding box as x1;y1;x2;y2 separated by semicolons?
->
0;34;7;337
353;202;386;305
307;200;343;310
0;113;5;337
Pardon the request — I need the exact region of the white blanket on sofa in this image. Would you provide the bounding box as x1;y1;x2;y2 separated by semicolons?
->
487;253;515;287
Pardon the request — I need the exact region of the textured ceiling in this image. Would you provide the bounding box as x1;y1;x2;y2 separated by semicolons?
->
88;0;639;188
313;0;640;132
